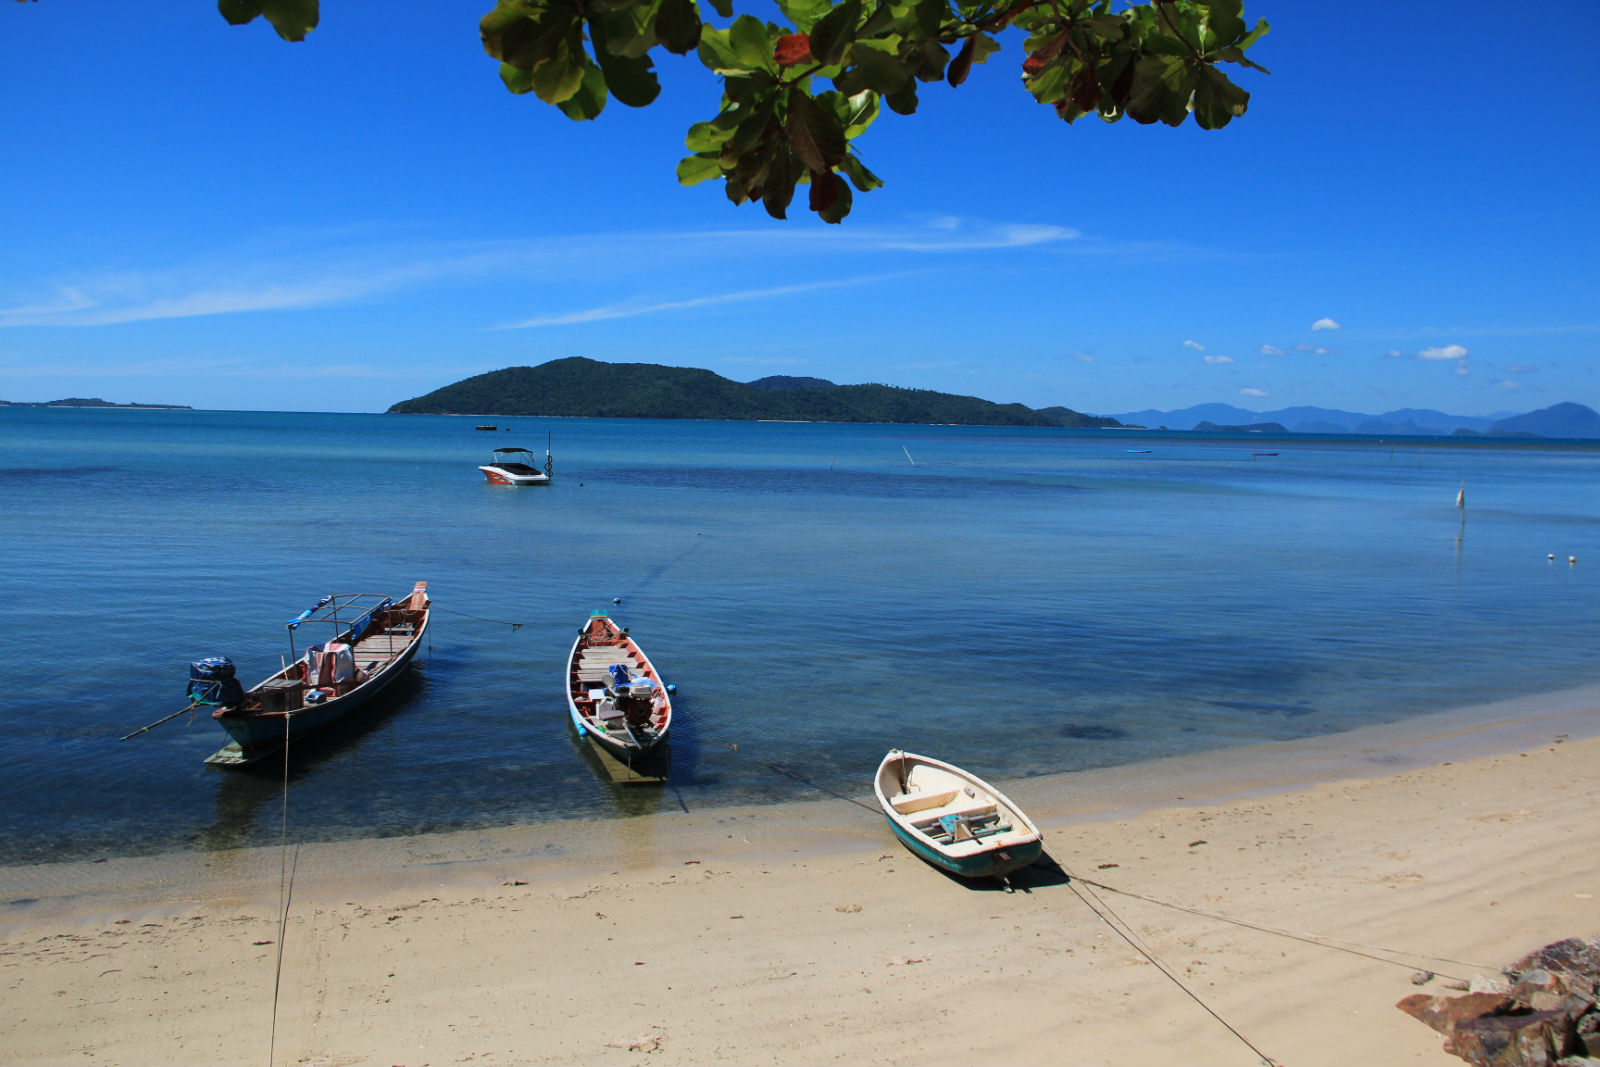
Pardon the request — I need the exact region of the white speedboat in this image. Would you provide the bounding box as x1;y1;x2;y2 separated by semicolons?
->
478;445;551;486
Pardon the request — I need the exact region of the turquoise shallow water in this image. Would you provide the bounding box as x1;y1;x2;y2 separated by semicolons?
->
1;408;1596;865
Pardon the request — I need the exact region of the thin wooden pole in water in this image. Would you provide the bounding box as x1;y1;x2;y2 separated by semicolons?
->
119;701;203;741
903;445;916;466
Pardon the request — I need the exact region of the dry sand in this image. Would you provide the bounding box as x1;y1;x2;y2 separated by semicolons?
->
3;688;1598;1066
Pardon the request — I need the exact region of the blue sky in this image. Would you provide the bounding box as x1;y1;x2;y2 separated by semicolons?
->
3;2;1597;416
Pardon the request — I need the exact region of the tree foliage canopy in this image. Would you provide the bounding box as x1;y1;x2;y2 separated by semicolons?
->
220;0;1267;223
387;357;1122;426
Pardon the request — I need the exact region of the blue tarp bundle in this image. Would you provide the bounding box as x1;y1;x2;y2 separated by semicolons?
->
187;657;244;707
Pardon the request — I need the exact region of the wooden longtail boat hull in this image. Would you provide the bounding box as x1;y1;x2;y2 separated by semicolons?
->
874;750;1043;880
565;611;671;756
206;582;430;765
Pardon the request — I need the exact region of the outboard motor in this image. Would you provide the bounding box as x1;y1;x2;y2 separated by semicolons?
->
187;657;245;708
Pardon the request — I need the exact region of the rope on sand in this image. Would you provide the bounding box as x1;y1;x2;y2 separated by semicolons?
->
1070;875;1498;979
1060;864;1279;1067
269;718;299;1067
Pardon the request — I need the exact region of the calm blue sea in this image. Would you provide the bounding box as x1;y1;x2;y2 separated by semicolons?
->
1;408;1596;865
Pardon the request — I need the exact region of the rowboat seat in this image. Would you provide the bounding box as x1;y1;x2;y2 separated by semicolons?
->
890;790;960;815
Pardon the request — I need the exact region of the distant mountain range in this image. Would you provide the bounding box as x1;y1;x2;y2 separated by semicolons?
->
1111;401;1600;439
388;358;1119;428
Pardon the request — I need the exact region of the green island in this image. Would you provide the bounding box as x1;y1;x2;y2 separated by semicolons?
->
0;397;192;410
387;357;1121;428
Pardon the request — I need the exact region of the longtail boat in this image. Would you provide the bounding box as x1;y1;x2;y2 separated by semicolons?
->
566;610;671;755
873;750;1043;882
194;582;431;765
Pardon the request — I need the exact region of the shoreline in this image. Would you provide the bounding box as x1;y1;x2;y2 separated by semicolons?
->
5;682;1599;921
2;687;1597;1064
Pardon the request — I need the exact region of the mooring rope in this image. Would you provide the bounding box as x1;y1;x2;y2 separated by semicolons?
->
269;717;295;1066
1062;864;1278;1067
1070;875;1497;978
434;607;523;630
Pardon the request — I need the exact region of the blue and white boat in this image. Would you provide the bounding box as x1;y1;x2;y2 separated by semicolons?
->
199;582;431;765
566;610;671;755
874;750;1043;881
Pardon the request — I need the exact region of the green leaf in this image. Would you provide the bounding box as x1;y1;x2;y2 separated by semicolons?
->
912;39;949;83
528;36;588;104
592;6;658;60
728;15;778;73
696;26;742;72
482;2;580;71
499;60;537;95
676;152;725;186
824;88;878;138
655;0;702;54
848;40;909;94
883;82;919;115
262;0;318;41
775;0;834;32
685;119;735;152
786;88;846;174
762;147;796;219
217;0;265;28
591;32;662;107
808;0;862;68
556;59;609;119
218;0;318;41
837;152;882;192
1191;65;1248;129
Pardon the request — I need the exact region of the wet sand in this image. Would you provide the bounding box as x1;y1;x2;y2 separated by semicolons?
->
3;687;1597;1066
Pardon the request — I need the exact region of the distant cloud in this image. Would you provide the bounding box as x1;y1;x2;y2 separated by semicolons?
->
1074;353;1094;363
1259;344;1285;356
1294;344;1332;355
1203;355;1234;364
1;217;1078;330
1386;349;1404;358
1453;363;1471;377
1502;362;1537;374
497;274;906;329
1182;339;1205;351
1241;387;1268;397
1419;344;1469;361
1494;380;1523;391
1311;317;1340;331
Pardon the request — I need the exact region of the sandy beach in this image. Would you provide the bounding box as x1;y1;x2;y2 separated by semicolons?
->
3;688;1598;1067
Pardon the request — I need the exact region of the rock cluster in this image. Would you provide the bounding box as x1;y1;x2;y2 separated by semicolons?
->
1398;937;1600;1067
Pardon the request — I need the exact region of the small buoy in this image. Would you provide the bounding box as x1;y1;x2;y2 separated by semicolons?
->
666;683;676;694
1570;556;1578;564
1549;553;1557;561
613;597;621;604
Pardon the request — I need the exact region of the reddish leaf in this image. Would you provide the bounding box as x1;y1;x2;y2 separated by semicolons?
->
808;170;838;213
775;33;814;68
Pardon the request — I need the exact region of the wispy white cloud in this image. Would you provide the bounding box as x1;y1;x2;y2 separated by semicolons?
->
1203;354;1234;364
1;217;1080;330
1074;353;1094;364
1502;362;1538;374
1293;344;1333;355
1312;317;1341;331
1182;339;1205;351
1241;387;1268;397
1259;344;1285;356
494;273;912;330
1494;379;1523;391
1419;344;1469;361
